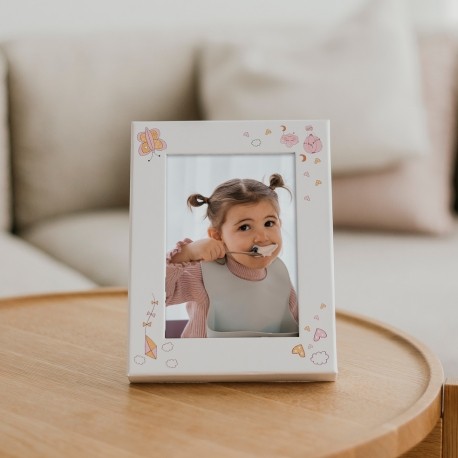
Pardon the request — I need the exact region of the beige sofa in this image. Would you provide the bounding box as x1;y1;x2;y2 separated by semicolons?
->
0;18;457;375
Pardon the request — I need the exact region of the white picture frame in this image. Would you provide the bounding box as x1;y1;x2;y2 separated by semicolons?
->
128;120;337;382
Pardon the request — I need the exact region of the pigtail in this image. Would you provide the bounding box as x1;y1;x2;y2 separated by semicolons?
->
187;193;209;209
268;173;292;199
269;173;285;190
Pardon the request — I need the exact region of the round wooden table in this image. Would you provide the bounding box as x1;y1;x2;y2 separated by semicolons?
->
0;289;445;457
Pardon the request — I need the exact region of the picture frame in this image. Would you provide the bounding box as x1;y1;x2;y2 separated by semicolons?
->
128;120;337;382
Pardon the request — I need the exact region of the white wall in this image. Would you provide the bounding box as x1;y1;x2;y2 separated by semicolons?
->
0;0;456;41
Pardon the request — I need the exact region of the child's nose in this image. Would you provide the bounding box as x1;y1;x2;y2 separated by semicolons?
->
253;228;269;243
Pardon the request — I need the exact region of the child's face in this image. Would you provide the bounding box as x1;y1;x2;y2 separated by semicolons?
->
209;200;282;269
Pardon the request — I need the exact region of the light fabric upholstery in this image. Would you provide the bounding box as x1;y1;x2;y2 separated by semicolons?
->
332;33;457;235
0;49;10;231
5;32;200;231
198;0;430;174
0;232;96;297
334;218;458;376
21;209;130;286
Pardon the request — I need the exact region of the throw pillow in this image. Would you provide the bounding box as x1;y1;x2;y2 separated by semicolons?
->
332;33;457;234
198;0;430;174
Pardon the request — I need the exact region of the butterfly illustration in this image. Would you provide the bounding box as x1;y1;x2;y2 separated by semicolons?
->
138;127;167;160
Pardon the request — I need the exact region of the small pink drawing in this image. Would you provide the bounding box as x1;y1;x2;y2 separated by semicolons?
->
303;133;323;154
304;195;311;201
303;171;310;177
314;315;319;320
313;328;327;342
243;131;250;137
305;125;314;131
138;127;167;160
280;133;299;148
308;344;313;349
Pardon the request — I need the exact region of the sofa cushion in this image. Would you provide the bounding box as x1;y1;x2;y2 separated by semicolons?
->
4;31;200;231
21;209;129;286
198;0;430;174
0;232;96;298
334;217;458;376
332;32;457;235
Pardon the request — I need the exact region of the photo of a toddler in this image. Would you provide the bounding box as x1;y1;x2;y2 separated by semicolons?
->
166;173;299;338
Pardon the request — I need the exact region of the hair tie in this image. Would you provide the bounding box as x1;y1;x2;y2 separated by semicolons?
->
197;194;210;206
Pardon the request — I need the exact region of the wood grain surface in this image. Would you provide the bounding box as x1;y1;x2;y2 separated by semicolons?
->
0;289;445;457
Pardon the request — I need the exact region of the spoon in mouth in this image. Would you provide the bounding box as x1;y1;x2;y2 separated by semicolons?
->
226;244;278;258
225;250;263;257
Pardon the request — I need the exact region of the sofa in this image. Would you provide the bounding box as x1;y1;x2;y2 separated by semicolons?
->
0;1;457;375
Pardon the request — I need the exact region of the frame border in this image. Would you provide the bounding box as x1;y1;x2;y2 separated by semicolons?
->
128;120;336;382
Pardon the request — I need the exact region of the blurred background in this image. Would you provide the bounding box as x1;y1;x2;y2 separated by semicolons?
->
0;0;457;39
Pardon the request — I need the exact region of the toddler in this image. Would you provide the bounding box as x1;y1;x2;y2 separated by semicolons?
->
166;173;298;338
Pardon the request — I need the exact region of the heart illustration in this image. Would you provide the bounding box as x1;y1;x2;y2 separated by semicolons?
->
313;328;327;342
314;315;319;320
304;326;311;332
320;303;327;309
292;344;305;358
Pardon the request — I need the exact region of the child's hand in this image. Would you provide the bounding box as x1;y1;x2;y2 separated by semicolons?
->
171;239;226;264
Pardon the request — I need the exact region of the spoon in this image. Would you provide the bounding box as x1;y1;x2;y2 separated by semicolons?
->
226;244;278;258
225;250;264;257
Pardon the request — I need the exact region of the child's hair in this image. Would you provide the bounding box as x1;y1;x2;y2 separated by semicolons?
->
187;174;290;229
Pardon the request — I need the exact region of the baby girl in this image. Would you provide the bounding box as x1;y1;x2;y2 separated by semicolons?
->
166;173;298;338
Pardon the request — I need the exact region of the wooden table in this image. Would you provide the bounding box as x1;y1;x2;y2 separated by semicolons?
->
0;289;455;457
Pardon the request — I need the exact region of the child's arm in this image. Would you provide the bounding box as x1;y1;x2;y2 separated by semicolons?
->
166;239;223;307
289;286;299;322
170;238;225;263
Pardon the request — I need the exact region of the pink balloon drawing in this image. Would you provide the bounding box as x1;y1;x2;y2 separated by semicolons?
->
303;133;322;154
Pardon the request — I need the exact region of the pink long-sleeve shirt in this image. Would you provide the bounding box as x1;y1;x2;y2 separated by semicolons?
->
166;239;298;338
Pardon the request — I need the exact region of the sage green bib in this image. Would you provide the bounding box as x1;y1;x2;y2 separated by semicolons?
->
201;258;298;338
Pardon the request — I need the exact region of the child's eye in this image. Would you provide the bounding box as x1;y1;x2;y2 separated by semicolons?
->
239;224;250;231
265;220;276;227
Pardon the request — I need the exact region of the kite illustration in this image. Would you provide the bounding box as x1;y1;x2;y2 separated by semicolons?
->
145;335;158;359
